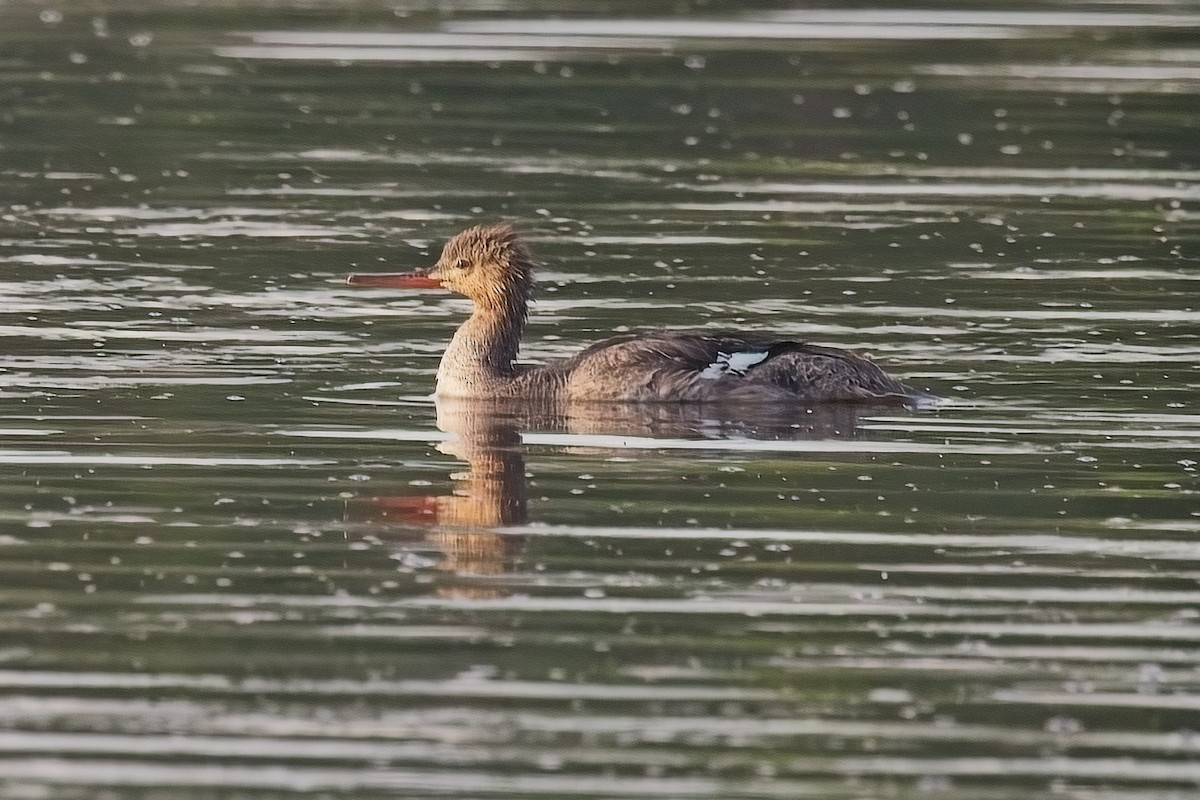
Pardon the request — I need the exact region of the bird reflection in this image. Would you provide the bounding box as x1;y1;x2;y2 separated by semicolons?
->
353;400;528;594
352;397;889;594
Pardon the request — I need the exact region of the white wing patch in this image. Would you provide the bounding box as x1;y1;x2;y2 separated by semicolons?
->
698;350;770;379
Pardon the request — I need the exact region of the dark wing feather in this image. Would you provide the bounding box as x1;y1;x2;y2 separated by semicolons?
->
745;342;917;401
568;331;779;369
556;331;920;403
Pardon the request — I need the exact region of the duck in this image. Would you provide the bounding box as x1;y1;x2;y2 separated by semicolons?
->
347;223;925;404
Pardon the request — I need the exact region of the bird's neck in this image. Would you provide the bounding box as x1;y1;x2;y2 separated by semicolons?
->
436;298;527;397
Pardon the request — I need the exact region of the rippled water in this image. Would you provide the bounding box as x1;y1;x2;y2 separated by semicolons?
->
1;1;1198;798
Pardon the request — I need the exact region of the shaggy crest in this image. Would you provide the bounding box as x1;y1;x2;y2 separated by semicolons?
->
441;223;529;270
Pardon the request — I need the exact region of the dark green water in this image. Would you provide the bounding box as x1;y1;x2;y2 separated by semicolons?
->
1;2;1198;798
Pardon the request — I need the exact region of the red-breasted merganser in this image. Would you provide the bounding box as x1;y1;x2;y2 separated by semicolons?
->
347;223;924;403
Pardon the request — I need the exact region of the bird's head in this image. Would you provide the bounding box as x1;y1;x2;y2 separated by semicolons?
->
347;223;533;309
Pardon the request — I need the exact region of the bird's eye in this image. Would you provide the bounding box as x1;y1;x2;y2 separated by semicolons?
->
454;258;468;269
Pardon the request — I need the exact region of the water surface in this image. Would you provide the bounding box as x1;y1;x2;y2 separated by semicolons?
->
1;1;1198;798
